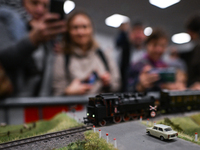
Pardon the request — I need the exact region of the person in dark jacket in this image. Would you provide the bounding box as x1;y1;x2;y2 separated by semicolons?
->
180;14;200;90
115;21;146;92
0;0;66;97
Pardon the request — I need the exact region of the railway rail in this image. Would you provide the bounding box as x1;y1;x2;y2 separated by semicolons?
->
0;125;92;150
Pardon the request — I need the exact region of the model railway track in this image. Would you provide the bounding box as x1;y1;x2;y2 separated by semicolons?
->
0;125;92;150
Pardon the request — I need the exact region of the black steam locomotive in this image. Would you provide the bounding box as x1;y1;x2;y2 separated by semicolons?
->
84;90;200;126
84;93;155;126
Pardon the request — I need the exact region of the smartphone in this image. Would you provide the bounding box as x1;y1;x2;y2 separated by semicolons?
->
149;68;176;83
82;72;99;84
50;0;65;20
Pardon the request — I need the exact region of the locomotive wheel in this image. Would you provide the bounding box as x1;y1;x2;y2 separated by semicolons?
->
113;115;122;123
99;119;106;126
123;114;130;122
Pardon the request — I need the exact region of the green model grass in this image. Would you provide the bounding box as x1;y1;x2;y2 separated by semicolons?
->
0;113;82;143
56;131;117;150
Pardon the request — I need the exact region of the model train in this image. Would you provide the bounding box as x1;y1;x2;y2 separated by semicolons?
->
83;90;200;126
160;89;200;112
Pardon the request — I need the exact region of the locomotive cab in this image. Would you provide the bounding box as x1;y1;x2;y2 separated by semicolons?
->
86;94;120;126
86;97;106;125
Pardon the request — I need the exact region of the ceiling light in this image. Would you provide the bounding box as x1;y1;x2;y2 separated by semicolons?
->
171;33;191;44
144;27;153;36
149;0;180;9
64;0;75;14
105;14;130;28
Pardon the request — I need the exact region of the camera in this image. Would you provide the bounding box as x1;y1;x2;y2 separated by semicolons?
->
149;68;176;83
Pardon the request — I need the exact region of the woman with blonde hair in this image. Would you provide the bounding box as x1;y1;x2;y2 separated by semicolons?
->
53;10;120;95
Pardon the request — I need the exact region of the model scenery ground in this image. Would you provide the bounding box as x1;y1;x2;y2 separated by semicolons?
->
2;112;200;149
0;113;81;143
150;113;200;145
0;113;117;150
55;131;117;150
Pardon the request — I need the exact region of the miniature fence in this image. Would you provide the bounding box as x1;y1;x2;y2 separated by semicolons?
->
93;125;118;149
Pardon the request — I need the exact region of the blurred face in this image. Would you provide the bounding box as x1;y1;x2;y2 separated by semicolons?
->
23;0;49;20
187;30;199;40
129;27;146;48
69;14;93;49
147;38;168;61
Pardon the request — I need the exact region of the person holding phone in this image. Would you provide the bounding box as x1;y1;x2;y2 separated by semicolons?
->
52;10;121;96
128;28;186;92
0;0;66;96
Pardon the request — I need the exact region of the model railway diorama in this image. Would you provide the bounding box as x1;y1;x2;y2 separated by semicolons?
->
84;90;200;126
1;89;200;149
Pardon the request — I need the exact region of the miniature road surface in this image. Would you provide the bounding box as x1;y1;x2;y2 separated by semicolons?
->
98;121;200;150
70;109;200;150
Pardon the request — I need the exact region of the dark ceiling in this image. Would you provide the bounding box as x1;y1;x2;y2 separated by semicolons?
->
73;0;200;40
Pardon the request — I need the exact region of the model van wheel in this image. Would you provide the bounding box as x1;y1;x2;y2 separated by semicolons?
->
123;114;130;121
147;131;150;135
113;115;122;123
160;136;164;141
99;119;106;126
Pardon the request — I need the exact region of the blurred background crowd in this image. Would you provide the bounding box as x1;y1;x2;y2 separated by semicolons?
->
0;0;200;98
